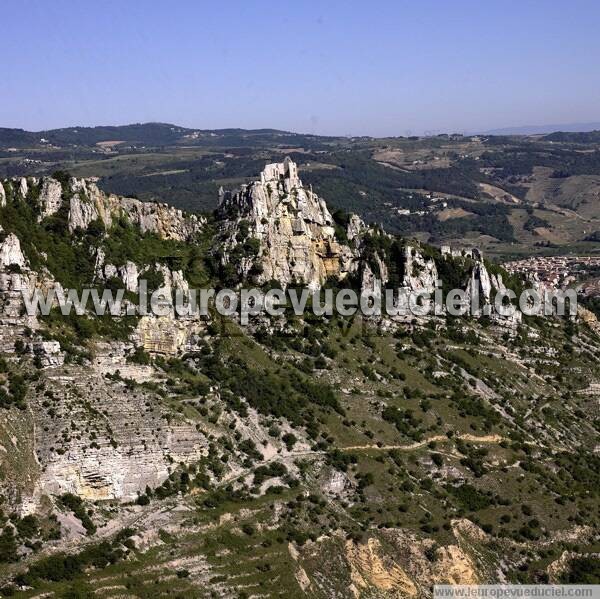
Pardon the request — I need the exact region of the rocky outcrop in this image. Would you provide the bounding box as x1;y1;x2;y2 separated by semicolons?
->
133;314;204;355
578;306;600;335
120;260;140;293
38;178;63;219
18;177;28;198
0;231;68;350
441;246;480;260
29;340;64;368
462;252;522;325
216;158;358;289
346;537;418;597
66;177;204;240
344;532;480;597
360;243;437;305
95;254;142;293
360;262;382;299
347;214;367;243
30;369;207;502
0;233;27;269
465;259;493;308
117;196;204;240
94;245;189;299
402;245;438;294
68;192;99;232
0;175;205;241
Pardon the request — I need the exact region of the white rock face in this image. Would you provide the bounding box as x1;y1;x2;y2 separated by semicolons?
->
0;234;27;269
490;273;506;293
217;158;358;289
321;469;351;495
119;261;139;293
90;251;200;354
360;262;380;297
461;253;522;325
18;177;28;198
32;370;207;502
118;197;203;240
361;252;388;294
466;260;493;307
441;246;479;260
68;193;99;231
64;177;204;240
94;245;190;308
347;213;366;242
153;263;189;296
0;174;203;240
104;263;118;279
30;340;64;368
402;245;438;293
38;178;63;219
93;247;107;280
0;234;64;352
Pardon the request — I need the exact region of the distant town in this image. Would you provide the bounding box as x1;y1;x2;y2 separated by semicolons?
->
505;255;600;296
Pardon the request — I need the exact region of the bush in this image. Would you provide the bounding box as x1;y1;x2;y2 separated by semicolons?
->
561;557;600;583
0;527;18;563
282;432;297;451
60;494;96;535
128;346;151;365
447;483;491;512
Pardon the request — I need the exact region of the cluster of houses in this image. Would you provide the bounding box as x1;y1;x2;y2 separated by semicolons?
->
505;255;600;295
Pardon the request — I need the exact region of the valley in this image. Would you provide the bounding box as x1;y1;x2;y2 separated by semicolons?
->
0;157;597;596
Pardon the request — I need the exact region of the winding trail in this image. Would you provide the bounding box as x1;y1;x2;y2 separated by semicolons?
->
338;433;505;452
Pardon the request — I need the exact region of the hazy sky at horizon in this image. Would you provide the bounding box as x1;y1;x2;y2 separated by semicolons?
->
3;0;600;136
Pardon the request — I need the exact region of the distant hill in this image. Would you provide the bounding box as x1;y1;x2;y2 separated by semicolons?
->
480;122;600;136
0;122;328;149
5;121;600;148
0;122;188;147
543;130;600;143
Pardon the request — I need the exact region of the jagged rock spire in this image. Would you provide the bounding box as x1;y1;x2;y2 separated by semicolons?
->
215;159;360;289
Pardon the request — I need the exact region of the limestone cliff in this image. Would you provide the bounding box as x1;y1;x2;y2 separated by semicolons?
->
37;177;63;220
462;250;522;325
401;244;438;294
30;366;207;503
215;158;359;289
0;175;210;357
360;241;438;299
0;232;63;353
2;175;205;241
68;177;205;240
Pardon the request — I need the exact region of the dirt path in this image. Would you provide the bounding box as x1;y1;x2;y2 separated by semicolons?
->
339;433;504;452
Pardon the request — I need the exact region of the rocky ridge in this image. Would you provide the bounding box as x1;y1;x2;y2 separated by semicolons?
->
216;157;359;290
216;159;524;326
2;174;204;241
0;163;597;595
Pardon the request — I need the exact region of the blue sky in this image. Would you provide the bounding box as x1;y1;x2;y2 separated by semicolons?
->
3;0;599;135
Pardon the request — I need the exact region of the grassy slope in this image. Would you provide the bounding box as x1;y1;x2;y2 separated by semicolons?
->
4;310;599;595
